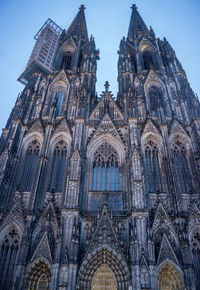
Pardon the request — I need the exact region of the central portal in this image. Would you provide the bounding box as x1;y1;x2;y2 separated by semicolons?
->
92;264;117;290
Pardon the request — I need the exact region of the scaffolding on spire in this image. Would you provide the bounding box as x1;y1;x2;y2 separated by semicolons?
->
18;19;63;84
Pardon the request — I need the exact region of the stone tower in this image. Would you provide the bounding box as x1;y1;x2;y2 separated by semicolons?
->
0;4;200;290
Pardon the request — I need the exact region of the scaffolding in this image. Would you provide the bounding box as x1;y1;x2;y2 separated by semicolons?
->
18;19;63;84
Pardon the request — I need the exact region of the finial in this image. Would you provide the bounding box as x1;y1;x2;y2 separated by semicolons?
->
104;81;110;92
131;4;138;10
79;4;86;11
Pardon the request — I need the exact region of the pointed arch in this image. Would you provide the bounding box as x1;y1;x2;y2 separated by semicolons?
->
48;73;70;117
48;133;71;193
157;260;184;290
20;136;41;191
91;142;120;192
144;79;166;117
141;135;163;194
0;223;22;288
24;258;51;290
169;129;193;193
77;247;130;290
87;134;125;165
48;139;68;192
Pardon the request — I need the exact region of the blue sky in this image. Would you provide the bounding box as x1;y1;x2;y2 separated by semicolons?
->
0;0;200;130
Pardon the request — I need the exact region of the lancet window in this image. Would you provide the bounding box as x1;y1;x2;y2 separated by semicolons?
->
144;140;163;193
0;227;21;288
143;51;154;70
92;142;120;191
21;139;40;191
148;86;164;116
49;140;67;192
51;87;65;116
173;140;192;193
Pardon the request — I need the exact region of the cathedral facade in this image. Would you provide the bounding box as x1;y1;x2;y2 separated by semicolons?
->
0;4;200;290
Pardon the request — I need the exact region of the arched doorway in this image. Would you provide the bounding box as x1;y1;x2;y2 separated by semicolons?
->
158;262;184;290
24;259;51;290
92;264;117;290
78;247;130;289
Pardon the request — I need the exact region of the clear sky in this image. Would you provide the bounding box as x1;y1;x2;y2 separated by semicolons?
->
0;0;199;130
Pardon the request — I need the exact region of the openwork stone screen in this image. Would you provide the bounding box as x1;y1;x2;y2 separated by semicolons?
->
92;142;119;191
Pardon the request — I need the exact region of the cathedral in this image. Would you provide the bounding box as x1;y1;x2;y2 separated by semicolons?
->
0;4;200;290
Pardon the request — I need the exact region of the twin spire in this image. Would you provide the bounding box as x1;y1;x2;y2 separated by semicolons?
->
128;4;149;40
66;5;88;41
66;4;149;42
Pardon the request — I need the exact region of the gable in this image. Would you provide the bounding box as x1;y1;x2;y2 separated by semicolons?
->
157;235;179;266
50;69;70;89
84;206;124;259
89;114;123;143
90;93;123;121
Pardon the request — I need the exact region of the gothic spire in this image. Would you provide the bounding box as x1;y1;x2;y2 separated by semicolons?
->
128;4;149;41
66;5;88;41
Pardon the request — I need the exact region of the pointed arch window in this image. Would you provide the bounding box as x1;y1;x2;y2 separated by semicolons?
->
0;227;21;288
144;140;163;193
21;139;40;191
92;142;120;191
49;140;67;192
148;86;164;117
51;87;65;116
173;141;192;193
143;51;154;70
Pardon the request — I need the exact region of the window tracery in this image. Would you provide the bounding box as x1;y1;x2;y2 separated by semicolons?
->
21;139;40;191
92;142;119;191
144;140;163;193
173;140;192;193
49;140;67;192
51;86;65;116
148;86;164;116
0;227;21;288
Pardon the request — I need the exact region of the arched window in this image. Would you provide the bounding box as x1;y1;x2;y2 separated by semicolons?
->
0;227;21;288
21;139;40;191
144;140;163;193
148;86;164;117
24;260;51;290
173;140;192;193
143;51;154;70
49;140;67;192
92;142;120;191
51;86;65;116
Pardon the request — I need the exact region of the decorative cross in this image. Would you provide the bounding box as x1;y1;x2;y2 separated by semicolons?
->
131;4;138;10
79;5;86;11
104;81;110;92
